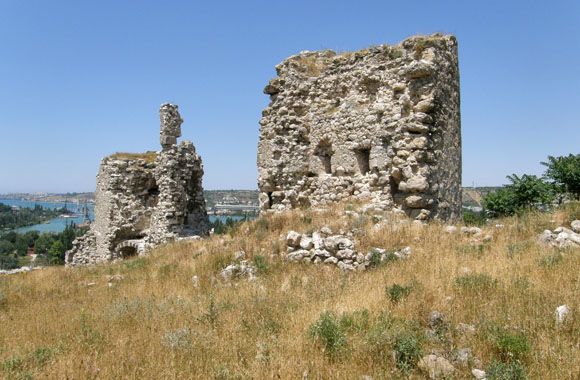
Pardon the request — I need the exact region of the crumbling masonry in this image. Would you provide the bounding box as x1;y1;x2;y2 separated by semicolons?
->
65;104;210;266
257;34;461;221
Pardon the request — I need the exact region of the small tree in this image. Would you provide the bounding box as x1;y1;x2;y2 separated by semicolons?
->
483;174;554;217
48;240;65;265
542;154;580;200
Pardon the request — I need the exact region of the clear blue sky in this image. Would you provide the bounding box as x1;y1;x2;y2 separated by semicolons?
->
0;0;578;193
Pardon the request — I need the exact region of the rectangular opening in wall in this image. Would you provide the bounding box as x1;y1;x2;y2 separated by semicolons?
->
355;148;370;174
320;154;332;174
314;139;333;175
267;192;273;209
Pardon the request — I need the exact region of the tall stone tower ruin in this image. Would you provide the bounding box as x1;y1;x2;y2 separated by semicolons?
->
66;103;210;266
257;34;461;221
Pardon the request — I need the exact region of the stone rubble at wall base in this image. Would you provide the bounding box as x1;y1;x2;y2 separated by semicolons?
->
285;227;411;271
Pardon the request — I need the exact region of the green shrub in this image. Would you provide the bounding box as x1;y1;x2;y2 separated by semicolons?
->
308;311;347;357
483;174;554;217
542;154;580;200
454;273;497;292
253;255;268;273
199;295;220;328
2;356;23;372
539;252;563;267
339;309;370;333
386;283;413;303
495;331;530;362
487;360;528;380
31;347;55;367
393;332;422;371
463;209;487;226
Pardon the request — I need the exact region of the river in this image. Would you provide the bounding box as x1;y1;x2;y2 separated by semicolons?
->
0;198;249;234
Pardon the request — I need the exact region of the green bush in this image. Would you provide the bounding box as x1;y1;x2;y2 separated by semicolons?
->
454;273;497;292
308;311;347;357
386;283;413;303
539;252;563;267
463;209;487;226
542;154;580;200
31;347;55;367
495;331;530;362
487;360;528;380
253;255;268;273
2;356;23;373
339;309;370;333
483;174;554;217
393;332;422;371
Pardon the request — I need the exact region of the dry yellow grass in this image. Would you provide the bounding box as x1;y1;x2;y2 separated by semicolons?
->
110;151;157;163
0;204;579;379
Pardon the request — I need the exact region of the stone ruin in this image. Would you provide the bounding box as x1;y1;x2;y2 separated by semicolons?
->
257;34;461;221
65;103;210;266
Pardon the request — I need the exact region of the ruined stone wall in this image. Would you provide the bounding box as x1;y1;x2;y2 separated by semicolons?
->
66;104;210;266
257;34;461;221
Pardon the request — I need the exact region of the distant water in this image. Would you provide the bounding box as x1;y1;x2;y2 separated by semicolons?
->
0;198;94;234
1;198;251;234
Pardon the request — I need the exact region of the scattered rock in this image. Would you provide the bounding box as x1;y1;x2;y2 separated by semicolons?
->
418;354;455;379
394;246;412;259
445;225;458;234
191;275;199;288
284;229;410;271
572;220;580;233
461;226;482;235
107;274;124;282
457;323;477;335
555;304;570;324
220;261;257;281
287;231;302;248
234;250;246;260
428;311;446;330
0;266;43;275
454;348;472;367
471;368;486;379
539;221;580;248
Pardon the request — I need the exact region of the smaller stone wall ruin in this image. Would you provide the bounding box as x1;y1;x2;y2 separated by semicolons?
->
65;103;210;266
257;34;461;221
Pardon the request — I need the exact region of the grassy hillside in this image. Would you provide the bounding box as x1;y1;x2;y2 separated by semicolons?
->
0;203;579;379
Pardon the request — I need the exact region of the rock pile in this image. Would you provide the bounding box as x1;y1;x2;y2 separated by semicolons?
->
538;220;580;248
0;266;43;275
285;227;411;271
220;260;257;281
65;104;210;266
257;34;461;221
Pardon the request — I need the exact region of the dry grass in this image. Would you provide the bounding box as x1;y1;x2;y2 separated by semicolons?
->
0;205;579;379
110;151;157;163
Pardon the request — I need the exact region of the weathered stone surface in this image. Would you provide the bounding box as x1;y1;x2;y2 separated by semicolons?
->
418;354;455;379
65;104;210;266
284;228;410;271
556;304;570;324
471;368;487;379
571;220;580;233
539;221;580;248
257;34;461;221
